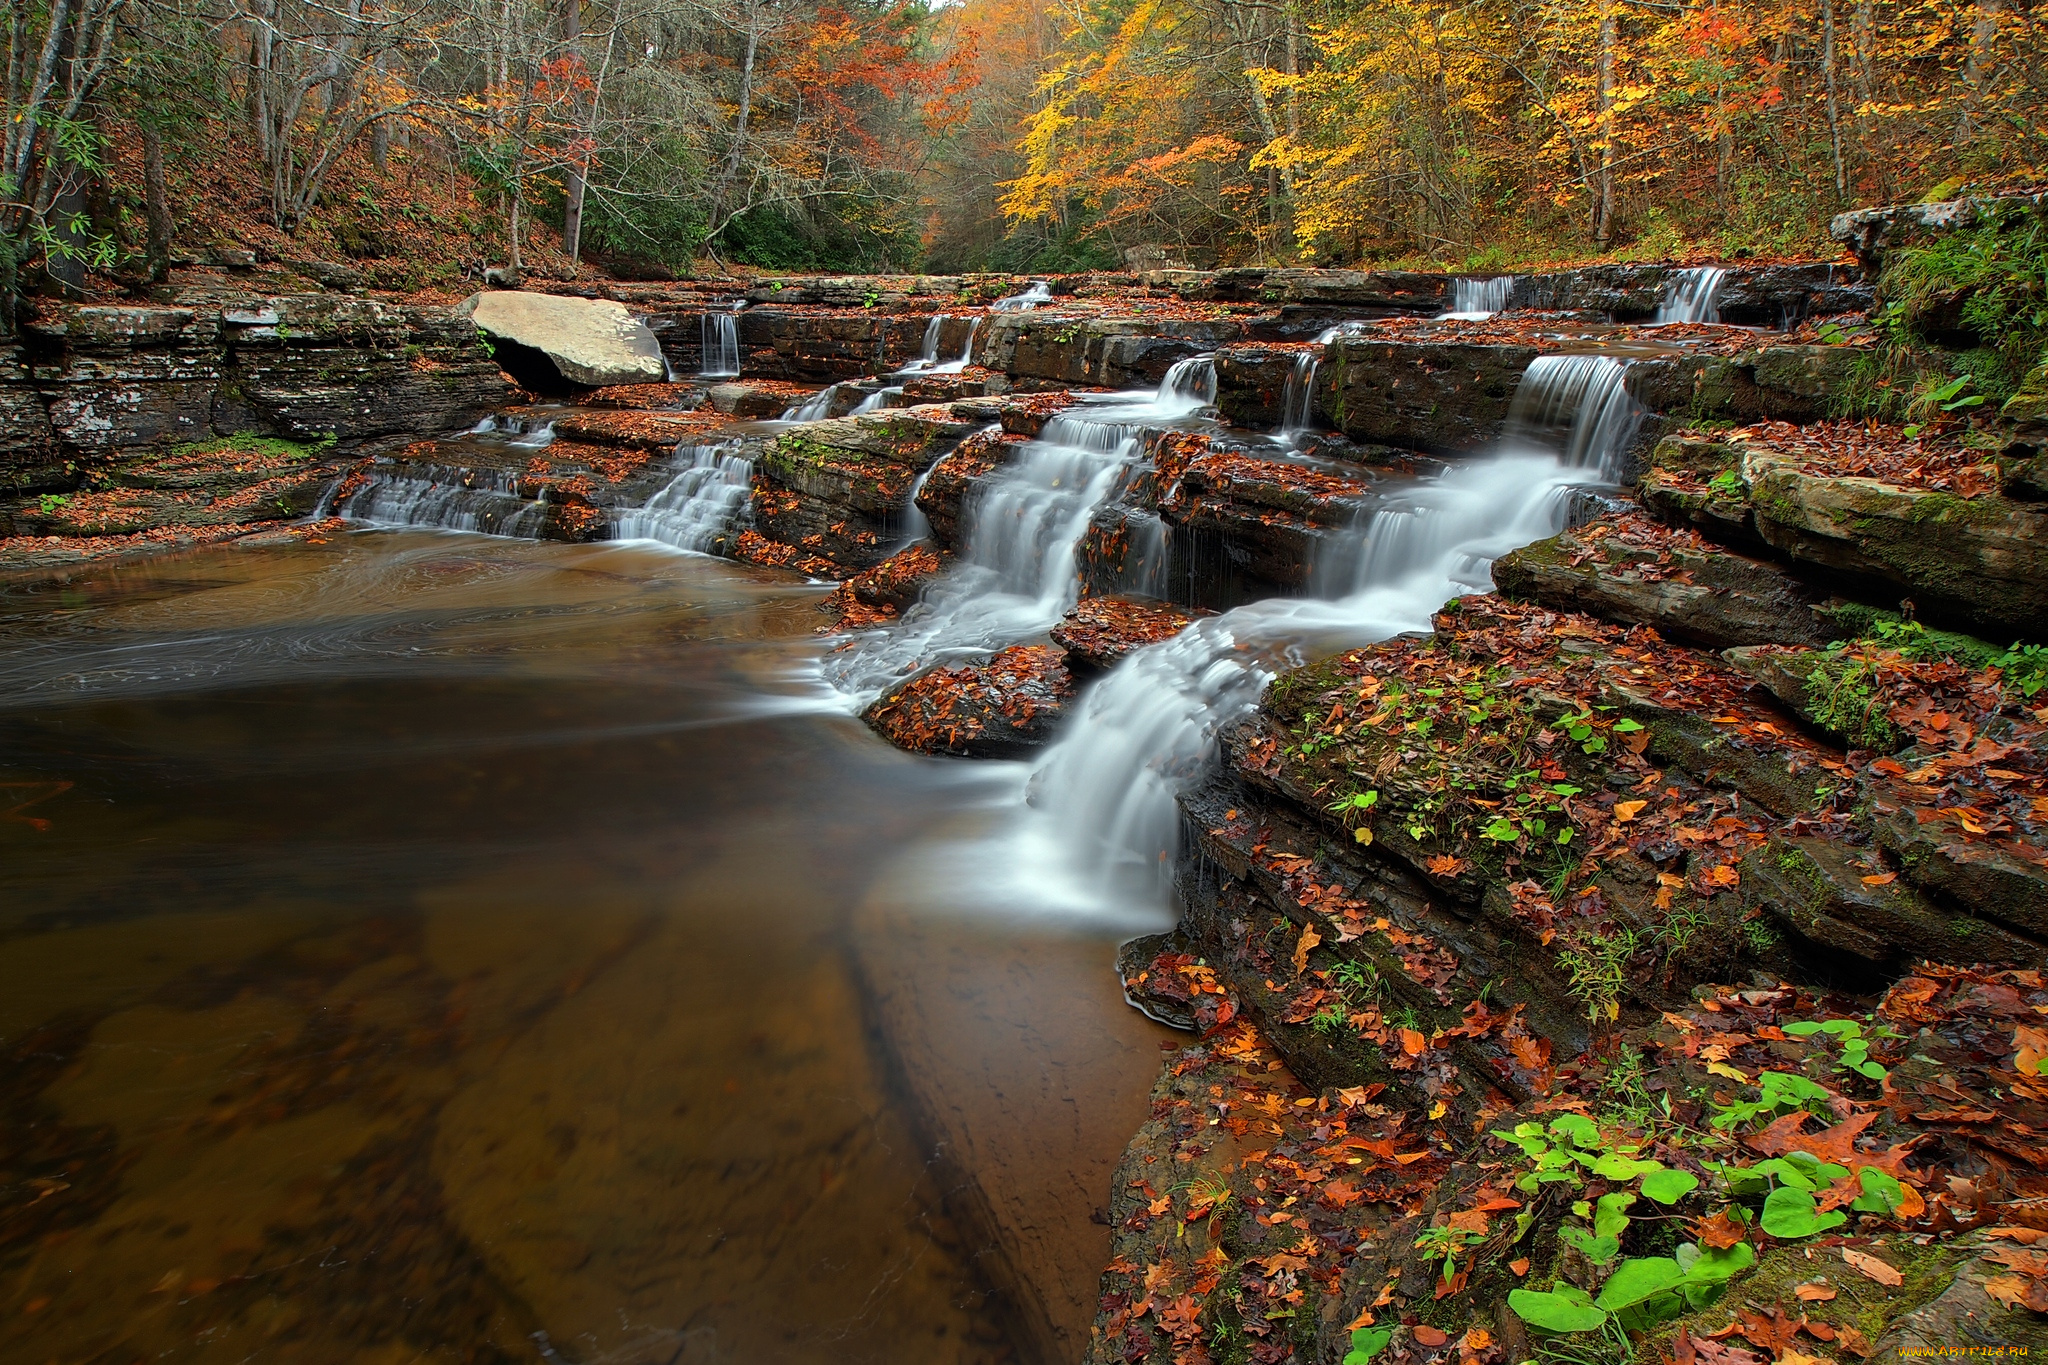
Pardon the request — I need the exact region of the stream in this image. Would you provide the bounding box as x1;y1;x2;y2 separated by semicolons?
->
0;536;1171;1364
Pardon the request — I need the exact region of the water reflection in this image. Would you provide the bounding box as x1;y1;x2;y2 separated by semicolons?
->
0;532;1167;1364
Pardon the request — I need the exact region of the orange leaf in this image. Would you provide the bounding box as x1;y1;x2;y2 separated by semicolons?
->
1794;1281;1836;1301
1841;1249;1903;1286
1414;1325;1449;1346
1861;871;1897;886
1401;1028;1428;1055
1614;800;1647;822
1292;924;1322;975
1510;1257;1531;1276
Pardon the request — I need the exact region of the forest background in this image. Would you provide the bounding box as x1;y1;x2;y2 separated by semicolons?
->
2;0;2044;298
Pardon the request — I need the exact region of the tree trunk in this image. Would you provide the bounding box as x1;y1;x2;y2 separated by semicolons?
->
1594;0;1616;247
141;120;174;283
559;0;586;264
1822;0;1846;197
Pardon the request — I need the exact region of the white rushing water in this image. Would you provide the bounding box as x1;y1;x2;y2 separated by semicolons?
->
1279;323;1369;441
700;312;741;377
1002;350;1642;913
989;281;1053;312
782;385;842;422
1443;275;1517;319
1654;266;1727;324
822;357;1216;703
610;441;756;553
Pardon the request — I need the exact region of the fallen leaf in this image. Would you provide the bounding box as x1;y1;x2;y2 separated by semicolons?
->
1987;1227;2048;1244
1401;1028;1428;1056
1861;871;1898;886
1794;1281;1837;1302
1614;800;1647;822
1509;1257;1531;1276
1292;924;1322;975
1842;1248;1904;1286
1835;1324;1875;1358
1464;1328;1494;1351
1696;1208;1748;1249
1413;1325;1449;1347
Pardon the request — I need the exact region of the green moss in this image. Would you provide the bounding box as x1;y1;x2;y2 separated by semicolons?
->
168;431;336;461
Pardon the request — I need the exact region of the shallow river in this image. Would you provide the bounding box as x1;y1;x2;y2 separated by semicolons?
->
0;530;1173;1364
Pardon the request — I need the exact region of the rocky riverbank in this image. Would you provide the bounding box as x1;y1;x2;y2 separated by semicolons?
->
7;192;2048;1365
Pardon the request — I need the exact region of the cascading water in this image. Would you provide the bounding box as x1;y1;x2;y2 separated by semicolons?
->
957;317;981;367
1444;276;1517;319
851;389;894;415
320;462;551;537
990;282;1053;313
610;441;755;553
700;312;741;377
783;385;841;422
1279;324;1367;440
823;361;1217;703
1654;266;1727;324
1016;350;1643;911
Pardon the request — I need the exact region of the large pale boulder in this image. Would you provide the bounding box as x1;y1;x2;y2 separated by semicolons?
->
456;291;666;388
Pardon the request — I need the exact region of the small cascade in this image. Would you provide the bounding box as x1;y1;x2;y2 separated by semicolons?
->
783;385;841;422
957;317;981;367
906;314;947;371
319;463;550;537
611;441;755;553
989;282;1053;313
1501;354;1643;478
1444;276;1517;319
1654;266;1727;324
896;465;936;549
1017;347;1644;911
824;372;1212;702
1156;355;1216;413
699;312;741;378
851;389;895;415
1279;323;1366;440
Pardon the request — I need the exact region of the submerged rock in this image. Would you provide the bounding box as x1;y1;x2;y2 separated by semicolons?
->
457;291;666;388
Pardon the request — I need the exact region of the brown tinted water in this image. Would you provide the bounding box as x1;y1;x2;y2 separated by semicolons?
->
0;532;1171;1365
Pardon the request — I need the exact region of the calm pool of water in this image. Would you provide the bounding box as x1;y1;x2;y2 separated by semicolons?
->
0;531;1169;1364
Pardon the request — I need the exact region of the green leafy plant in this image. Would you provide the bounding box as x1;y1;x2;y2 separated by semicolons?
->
1344;1325;1394;1365
1783;1016;1897;1080
1416;1221;1487;1283
1709;1070;1834;1130
1558;929;1640;1023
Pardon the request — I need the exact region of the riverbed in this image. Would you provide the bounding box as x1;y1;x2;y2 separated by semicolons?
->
0;530;1173;1363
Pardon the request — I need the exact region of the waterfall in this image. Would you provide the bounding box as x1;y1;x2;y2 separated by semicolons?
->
318;463;549;537
958;317;981;367
896;465;936;549
1157;355;1216;412
610;441;755;553
700;312;741;377
851;389;895;415
1279;324;1366;440
1501;354;1643;479
909;314;947;371
1017;349;1640;911
1654;267;1727;324
990;282;1053;313
1444;276;1517;319
783;385;840;422
823;365;1213;702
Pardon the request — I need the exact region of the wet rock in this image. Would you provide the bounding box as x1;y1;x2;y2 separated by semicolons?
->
1052;596;1202;670
457;291;666;388
704;381;804;418
1492;511;1844;649
751;406;980;573
552;408;731;450
1321;336;1538;452
862;644;1075;759
1511;262;1871;324
823;542;951;627
735;307;935;380
914;424;1015;548
1114;931;1203;1029
0;353;61;493
1213;341;1302;431
979;313;1246;389
739;274;1002;307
